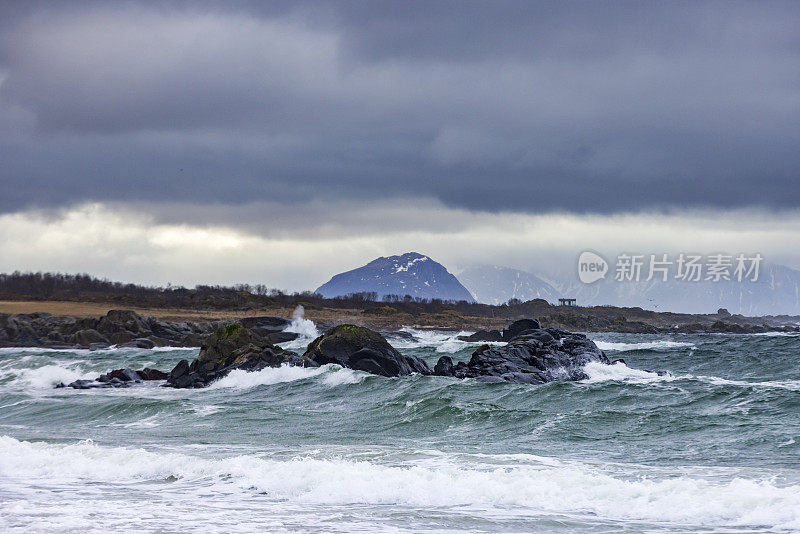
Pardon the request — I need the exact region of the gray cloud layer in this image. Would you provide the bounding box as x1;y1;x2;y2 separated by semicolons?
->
1;1;798;215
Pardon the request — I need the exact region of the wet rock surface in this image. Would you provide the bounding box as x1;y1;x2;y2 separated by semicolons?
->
56;367;168;389
48;315;619;389
457;329;503;342
437;326;610;384
303;324;431;377
166;323;316;388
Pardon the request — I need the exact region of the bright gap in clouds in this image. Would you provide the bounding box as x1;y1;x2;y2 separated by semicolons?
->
2;201;799;292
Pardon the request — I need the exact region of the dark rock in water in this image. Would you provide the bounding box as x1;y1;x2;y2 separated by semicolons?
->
137;367;169;380
382;330;417;341
433;355;454;376
166;323;316;388
644;369;670;376
434;324;608;384
458;329;503;342
611;358;627;366
502;319;542;342
119;338;157;349
59;365;171;389
110;368;142;382
303;324;431;376
57;379;113;390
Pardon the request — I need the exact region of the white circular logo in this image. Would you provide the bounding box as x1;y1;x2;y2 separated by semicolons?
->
577;251;608;284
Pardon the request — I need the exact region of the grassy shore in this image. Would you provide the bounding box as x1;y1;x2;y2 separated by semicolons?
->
2;298;797;334
0;300;505;330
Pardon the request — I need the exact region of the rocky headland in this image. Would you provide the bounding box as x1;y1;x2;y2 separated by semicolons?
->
0;309;299;349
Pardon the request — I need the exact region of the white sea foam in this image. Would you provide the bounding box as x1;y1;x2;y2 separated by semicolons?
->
392;328;504;353
0;346;199;354
11;364;95;388
593;340;696;352
1;436;799;531
207;364;366;390
582;361;676;384
584;362;800;392
695;375;800;392
751;331;800;337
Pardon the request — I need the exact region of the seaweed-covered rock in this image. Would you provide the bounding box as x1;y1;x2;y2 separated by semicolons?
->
166;323;316;388
434;327;608;384
303;324;431;376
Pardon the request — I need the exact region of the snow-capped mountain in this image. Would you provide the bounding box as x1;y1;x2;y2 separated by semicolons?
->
315;252;476;302
458;265;560;305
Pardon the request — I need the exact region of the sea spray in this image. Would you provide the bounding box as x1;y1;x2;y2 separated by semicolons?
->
284;305;319;338
2;436;800;529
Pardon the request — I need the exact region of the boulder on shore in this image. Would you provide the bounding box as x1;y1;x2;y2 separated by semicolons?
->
303;324;431;376
166;323;315;388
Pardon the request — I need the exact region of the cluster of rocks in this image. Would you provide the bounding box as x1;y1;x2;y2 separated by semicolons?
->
0;310;299;349
166;323;431;388
56;367;168;389
439;319;609;383
162;318;607;388
167;323;316;388
53;314;613;389
456;318;544;343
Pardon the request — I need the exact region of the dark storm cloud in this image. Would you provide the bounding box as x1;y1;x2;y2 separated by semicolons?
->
0;1;798;215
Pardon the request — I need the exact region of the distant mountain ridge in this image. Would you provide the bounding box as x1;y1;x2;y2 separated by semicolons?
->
315;252;476;302
458;265;560;305
461;261;800;315
552;262;800;315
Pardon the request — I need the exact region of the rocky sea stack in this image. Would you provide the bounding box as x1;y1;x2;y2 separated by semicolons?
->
304;324;431;376
167;323;315;388
437;319;609;383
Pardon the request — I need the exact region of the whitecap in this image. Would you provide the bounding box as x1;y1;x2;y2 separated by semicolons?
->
582;361;676;384
12;364;95;389
593;340;696;352
207;364;366;390
2;436;800;530
392;328;504;353
695;375;800;392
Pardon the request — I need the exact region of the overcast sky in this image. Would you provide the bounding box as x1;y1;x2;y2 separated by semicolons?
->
1;1;798;289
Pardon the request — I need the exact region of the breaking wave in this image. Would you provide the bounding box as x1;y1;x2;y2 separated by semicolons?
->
1;436;799;530
208;364;367;390
593;340;696;352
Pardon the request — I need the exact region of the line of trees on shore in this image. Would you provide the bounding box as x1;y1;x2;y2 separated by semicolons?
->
0;271;545;317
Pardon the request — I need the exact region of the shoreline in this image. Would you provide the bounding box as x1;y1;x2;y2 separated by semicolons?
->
1;300;799;346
